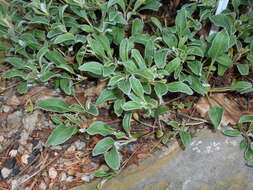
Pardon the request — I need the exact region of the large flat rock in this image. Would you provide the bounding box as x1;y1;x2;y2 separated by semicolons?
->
73;130;253;190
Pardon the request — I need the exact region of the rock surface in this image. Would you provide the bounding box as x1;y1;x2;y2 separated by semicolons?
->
72;130;253;190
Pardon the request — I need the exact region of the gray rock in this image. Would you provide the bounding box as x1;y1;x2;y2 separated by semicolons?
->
2;105;13;112
1;167;12;179
71;130;253;190
74;140;86;150
7;111;23;133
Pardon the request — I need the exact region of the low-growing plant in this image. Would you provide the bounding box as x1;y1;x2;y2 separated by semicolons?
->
1;0;253;176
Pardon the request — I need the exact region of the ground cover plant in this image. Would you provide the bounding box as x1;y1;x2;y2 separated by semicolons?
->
1;0;253;186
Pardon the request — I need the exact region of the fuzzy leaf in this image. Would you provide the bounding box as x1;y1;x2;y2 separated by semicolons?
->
37;98;70;113
167;82;193;95
208;106;224;129
105;145;121;170
79;61;103;75
123;112;132;134
179;131;191;148
87;121;115;136
46;124;77;146
92;137;115;156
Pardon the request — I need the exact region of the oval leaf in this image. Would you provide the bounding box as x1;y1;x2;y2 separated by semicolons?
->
208;106;224;129
46;124;77;146
104;145;121;170
92;137;115;156
53;33;75;44
167;82;193;95
222;129;241;137
37;98;70;113
87;121;115;136
179;131;191;149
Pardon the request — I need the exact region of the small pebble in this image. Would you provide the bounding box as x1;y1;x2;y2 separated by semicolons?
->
2;105;12;112
11;179;18;189
9;150;18;157
60;172;67;181
0;136;4;142
7;95;21;106
81;175;94;182
48;167;57;179
67;169;76;176
66;176;73;182
74;140;86;150
21;154;29;165
67;145;76;152
81;175;90;182
51;145;62;150
1;167;12;179
39;181;47;190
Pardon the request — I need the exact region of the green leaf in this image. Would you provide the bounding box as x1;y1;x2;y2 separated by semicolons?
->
187;61;203;76
53;33;75;44
131;49;146;69
163;32;178;48
166;57;181;74
30;16;49;25
216;54;233;67
86;102;99;116
129;75;144;98
46;50;74;73
145;39;155;66
238;115;253;123
78;61;103;76
122;60;137;73
135;69;154;80
108;75;124;87
210;14;233;34
60;76;73;95
208;30;230;60
167;82;193;95
231;81;253;94
37;98;70;113
96;89;119;105
17;82;28;94
120;39;129;61
122;101;142;111
87;121;115;136
50;115;62;124
46;124;77;146
92;137;115;156
114;98;125;117
151;17;163;32
154;49;169;69
3;69;27;80
105;145;121;170
5;57;26;69
69;104;85;113
247;160;253;167
131;18;144;36
187;46;204;57
222;129;241;137
123;112;132;135
118;79;131;95
88;38;106;58
154;83;168;96
179;131;191;149
175;8;190;37
154;105;169;117
208;106;224;129
140;0;161;11
237;64;249;75
64;114;81;125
